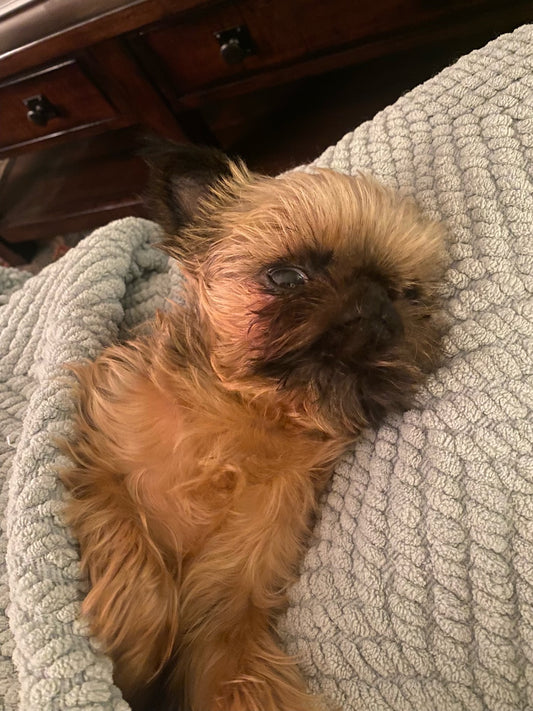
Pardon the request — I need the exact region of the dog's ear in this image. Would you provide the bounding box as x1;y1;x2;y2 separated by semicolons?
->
143;138;239;234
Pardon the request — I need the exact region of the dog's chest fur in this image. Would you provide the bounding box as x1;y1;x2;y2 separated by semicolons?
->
79;322;346;560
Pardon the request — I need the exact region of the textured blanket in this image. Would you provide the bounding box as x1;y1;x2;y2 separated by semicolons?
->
1;24;532;711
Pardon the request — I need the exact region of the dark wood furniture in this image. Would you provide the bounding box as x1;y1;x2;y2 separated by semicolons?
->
0;0;530;255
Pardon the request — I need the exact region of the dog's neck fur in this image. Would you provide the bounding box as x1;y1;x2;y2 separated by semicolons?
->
111;305;348;554
155;295;351;438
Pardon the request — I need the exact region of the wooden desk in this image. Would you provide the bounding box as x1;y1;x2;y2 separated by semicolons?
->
0;0;530;246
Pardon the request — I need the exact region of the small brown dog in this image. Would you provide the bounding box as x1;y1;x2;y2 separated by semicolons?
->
62;141;445;711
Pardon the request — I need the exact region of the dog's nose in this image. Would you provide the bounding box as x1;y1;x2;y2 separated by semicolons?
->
341;279;403;344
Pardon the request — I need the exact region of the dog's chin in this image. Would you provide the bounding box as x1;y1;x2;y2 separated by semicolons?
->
324;360;427;433
259;363;408;435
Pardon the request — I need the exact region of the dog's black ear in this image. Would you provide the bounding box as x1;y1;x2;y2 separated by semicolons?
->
143;137;236;234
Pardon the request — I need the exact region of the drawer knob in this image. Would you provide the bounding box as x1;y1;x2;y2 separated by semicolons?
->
215;26;255;66
220;37;246;65
23;94;60;127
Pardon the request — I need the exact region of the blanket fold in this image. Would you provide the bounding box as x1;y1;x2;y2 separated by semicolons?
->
1;25;532;711
1;219;168;710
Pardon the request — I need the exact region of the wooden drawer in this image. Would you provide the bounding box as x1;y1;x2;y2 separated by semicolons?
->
140;0;490;96
0;58;125;153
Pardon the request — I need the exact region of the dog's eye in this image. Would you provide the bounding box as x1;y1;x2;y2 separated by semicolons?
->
267;267;308;289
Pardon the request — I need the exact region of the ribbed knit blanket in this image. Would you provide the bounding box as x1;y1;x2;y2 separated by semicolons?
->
1;25;532;711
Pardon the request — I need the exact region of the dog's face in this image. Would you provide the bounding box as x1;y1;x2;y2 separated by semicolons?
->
147;142;445;436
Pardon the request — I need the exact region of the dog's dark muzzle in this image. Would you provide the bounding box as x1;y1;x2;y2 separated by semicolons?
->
253;278;404;384
333;277;403;353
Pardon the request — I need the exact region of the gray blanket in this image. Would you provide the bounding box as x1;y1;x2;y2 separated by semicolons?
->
1;24;532;711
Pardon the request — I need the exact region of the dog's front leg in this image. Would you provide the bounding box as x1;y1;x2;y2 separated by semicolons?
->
169;474;321;711
61;352;182;702
74;489;179;699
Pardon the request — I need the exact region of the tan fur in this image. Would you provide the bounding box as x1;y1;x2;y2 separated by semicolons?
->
61;156;445;711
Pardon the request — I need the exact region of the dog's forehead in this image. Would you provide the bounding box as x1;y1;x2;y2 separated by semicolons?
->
227;170;372;257
209;168;443;287
228;172;400;264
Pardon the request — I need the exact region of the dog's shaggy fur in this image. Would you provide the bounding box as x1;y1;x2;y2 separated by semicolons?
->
61;142;445;711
